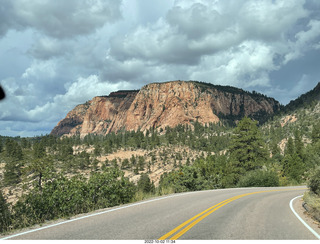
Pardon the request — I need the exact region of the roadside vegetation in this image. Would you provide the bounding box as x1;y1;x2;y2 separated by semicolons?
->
303;166;320;222
1;107;320;234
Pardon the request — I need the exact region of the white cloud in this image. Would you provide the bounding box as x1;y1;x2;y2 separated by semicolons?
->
1;0;320;137
26;75;134;123
0;0;123;39
284;20;320;63
27;36;72;60
238;0;308;41
106;0;311;89
22;60;57;80
0;74;135;136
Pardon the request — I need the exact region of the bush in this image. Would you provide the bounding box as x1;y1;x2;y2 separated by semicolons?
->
308;167;320;196
237;170;280;187
158;166;208;193
12;175;90;228
12;169;136;229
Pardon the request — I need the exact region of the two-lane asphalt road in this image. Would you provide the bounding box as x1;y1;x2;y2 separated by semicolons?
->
1;186;318;240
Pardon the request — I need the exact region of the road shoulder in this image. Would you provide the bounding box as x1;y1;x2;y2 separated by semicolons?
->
292;196;320;238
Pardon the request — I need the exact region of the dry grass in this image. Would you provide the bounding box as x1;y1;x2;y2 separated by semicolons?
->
303;191;320;222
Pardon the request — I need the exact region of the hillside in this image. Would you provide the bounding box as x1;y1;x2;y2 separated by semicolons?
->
262;82;320;152
1;81;320;234
51;80;281;137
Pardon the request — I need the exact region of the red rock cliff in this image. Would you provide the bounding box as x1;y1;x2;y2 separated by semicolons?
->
51;81;281;137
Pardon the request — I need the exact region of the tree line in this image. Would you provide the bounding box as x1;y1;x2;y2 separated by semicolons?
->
1;117;320;233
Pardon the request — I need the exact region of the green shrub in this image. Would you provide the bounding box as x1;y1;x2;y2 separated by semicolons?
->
308;167;320;196
237;170;280;187
12;169;136;229
158;166;208;193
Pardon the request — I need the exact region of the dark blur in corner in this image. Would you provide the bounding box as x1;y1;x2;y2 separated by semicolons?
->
0;85;5;100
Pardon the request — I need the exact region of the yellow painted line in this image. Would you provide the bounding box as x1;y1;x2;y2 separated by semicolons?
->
159;188;307;240
158;195;241;240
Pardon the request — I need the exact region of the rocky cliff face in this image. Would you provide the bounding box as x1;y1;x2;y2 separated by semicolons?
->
51;81;281;137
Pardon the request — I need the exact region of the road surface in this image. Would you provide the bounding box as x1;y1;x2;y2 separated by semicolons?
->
1;186;318;240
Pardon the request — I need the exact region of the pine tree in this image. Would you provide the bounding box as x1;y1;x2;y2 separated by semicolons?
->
31;142;53;190
311;121;320;144
33;142;46;159
0;191;11;233
0;137;3;153
285;137;295;156
5;139;23;160
282;134;306;183
294;130;305;160
228;117;268;174
137;174;155;193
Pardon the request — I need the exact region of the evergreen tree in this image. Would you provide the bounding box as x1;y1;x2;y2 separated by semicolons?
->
33;142;46;159
94;144;102;156
137;174;155;193
138;156;145;171
5;139;23;160
121;159;130;169
285;137;294;156
282;131;307;183
294;130;305;160
0;191;11;233
283;153;304;183
311;121;320;144
228;117;268;175
31;142;54;189
3;140;23;186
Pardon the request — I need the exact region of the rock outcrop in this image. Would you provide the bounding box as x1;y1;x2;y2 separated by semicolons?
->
51;81;281;137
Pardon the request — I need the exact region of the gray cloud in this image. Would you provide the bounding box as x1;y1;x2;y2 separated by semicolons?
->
0;0;123;39
1;0;320;137
105;0;315;89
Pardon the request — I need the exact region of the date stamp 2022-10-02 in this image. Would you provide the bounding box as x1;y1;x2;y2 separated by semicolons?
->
144;240;176;244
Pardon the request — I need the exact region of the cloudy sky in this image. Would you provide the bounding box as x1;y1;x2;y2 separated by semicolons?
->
0;0;320;137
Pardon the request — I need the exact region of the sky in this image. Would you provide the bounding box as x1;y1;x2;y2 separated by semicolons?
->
0;0;320;137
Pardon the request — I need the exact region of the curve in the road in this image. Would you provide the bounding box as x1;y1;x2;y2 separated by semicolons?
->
1;186;318;240
290;195;320;240
159;188;307;240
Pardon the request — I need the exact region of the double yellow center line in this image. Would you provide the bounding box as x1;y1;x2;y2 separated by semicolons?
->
159;188;307;240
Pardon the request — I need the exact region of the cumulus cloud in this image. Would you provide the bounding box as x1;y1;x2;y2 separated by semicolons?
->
105;0;313;89
285;20;320;63
0;74;134;136
1;0;320;136
0;0;123;38
27;37;73;60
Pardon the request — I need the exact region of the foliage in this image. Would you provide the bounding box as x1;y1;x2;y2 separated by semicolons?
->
5;139;23;160
308;167;320;196
228;117;269;178
311;121;320;144
158;165;208;193
237;169;279;187
284;82;320;113
87;168;136;209
2;100;320;233
303;191;320;222
137;174;155;193
11;169;136;229
0;191;11;233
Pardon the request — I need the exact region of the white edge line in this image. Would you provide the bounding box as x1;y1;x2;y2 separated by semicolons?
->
0;192;191;240
1;187;305;240
1;188;234;240
289;195;320;240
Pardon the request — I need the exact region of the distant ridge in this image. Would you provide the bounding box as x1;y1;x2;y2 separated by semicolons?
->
51;80;281;137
